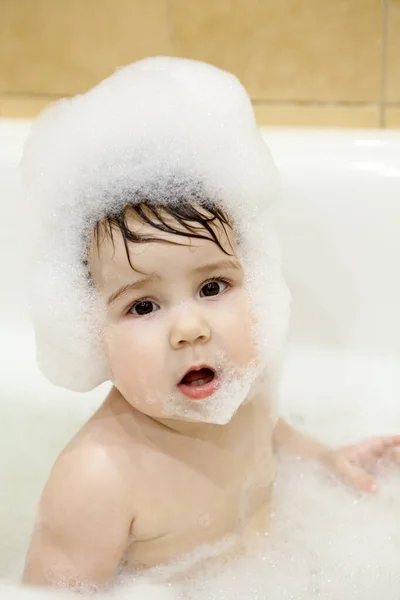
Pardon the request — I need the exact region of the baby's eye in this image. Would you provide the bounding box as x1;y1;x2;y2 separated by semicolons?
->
128;299;159;316
199;279;229;298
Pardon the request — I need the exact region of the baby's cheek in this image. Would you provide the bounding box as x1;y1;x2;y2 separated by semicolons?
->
219;295;258;364
103;323;151;379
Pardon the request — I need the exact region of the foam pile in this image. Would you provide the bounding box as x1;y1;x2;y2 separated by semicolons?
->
20;56;290;392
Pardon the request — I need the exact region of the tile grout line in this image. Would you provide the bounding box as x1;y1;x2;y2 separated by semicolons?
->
0;91;68;99
1;93;396;110
252;100;381;108
380;0;390;127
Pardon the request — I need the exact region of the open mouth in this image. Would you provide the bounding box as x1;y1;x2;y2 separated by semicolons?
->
178;367;219;400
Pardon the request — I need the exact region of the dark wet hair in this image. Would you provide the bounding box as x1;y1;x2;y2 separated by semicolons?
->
93;198;235;271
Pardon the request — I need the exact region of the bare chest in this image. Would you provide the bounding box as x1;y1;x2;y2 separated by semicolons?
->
124;420;275;569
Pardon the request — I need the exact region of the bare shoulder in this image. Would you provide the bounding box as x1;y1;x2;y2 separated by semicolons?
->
40;389;140;527
42;438;134;513
22;389;142;589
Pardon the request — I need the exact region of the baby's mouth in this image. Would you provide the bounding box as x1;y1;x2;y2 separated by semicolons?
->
178;366;219;400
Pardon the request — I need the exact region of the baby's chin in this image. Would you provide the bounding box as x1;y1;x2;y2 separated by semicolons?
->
163;370;257;424
118;388;242;426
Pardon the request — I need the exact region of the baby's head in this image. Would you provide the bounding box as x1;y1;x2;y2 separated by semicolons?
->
87;192;264;424
20;56;291;424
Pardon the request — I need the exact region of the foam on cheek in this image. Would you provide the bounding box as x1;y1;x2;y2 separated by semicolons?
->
20;56;283;392
245;225;290;364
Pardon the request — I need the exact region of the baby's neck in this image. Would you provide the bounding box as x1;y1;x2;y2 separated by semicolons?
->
153;414;237;438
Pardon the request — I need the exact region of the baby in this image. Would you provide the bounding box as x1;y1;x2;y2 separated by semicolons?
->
20;57;400;593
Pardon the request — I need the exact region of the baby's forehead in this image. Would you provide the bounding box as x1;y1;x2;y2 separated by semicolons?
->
88;207;239;287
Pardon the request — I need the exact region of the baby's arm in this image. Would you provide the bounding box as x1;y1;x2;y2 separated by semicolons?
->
22;446;134;592
273;417;400;493
273;417;327;460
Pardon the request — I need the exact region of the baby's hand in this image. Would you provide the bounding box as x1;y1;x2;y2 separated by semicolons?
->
320;436;400;493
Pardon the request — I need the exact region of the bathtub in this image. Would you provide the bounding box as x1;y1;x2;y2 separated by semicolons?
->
1;119;400;597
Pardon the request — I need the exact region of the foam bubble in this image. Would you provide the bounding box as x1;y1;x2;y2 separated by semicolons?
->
163;355;259;425
0;581;177;600
20;56;289;393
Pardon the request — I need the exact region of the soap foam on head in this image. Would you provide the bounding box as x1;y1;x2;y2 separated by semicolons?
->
20;56;290;396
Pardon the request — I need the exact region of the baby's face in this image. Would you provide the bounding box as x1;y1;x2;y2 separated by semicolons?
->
89;209;261;424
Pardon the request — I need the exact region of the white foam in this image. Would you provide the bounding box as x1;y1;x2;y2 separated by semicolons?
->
20;56;288;393
0;581;177;600
164;461;400;600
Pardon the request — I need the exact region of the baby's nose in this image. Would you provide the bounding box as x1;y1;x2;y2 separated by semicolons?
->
169;309;211;349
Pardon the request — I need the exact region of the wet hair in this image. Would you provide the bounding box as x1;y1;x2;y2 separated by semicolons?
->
93;198;235;271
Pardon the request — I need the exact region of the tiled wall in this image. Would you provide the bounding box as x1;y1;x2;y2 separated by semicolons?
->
0;0;399;127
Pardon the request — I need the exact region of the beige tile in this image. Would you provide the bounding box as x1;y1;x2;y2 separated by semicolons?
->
385;106;400;128
0;95;55;117
171;0;383;103
253;103;380;128
0;0;171;96
387;1;400;102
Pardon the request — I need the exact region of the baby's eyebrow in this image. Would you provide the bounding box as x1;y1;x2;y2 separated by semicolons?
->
107;274;160;306
192;259;241;275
